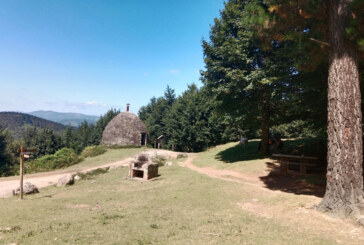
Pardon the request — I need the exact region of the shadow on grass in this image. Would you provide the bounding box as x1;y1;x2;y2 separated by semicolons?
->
215;141;265;163
260;161;326;198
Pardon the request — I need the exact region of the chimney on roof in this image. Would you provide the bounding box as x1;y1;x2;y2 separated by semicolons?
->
126;103;130;112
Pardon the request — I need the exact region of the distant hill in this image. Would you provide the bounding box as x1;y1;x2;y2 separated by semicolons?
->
0;112;66;138
29;110;99;127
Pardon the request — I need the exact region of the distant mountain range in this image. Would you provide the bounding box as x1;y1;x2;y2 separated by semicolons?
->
29;110;99;127
0;112;67;138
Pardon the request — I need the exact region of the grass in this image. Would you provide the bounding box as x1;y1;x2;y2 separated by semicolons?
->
0;162;335;244
193;141;269;176
81;145;107;158
56;147;142;172
194;138;327;175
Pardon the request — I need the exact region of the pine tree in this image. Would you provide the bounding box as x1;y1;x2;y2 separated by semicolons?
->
264;0;364;217
201;0;297;155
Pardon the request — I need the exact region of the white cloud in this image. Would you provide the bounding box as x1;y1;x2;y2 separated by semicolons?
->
169;69;180;74
85;101;99;106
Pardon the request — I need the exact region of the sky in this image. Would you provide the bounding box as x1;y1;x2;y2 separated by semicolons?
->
0;0;225;116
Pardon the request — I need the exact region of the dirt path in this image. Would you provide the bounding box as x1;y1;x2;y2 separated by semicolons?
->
0;157;135;198
181;155;364;244
180;155;271;191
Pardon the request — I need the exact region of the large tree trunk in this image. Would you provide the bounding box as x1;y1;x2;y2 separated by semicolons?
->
260;89;270;155
317;0;364;217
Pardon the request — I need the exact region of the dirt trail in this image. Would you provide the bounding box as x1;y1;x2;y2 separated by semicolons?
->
180;155;269;190
0;157;134;198
180;155;364;244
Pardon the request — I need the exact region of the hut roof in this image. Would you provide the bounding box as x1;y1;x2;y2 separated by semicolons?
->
101;112;148;145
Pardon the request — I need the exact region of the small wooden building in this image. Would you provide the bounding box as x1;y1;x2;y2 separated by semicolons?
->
101;104;148;146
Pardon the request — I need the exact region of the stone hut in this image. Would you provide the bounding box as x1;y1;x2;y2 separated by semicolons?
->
101;104;148;146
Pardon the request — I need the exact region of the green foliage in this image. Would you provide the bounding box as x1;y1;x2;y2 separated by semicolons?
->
0;112;66;138
139;86;176;145
0;128;21;176
0;128;9;176
271;120;320;138
201;0;307;154
139;85;240;152
26;148;83;173
81;145;107;158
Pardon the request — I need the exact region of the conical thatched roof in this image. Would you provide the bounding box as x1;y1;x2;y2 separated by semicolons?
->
101;112;148;146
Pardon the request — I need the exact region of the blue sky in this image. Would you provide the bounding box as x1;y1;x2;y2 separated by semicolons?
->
0;0;224;116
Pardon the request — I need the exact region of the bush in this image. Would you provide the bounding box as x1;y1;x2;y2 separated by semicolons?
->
152;155;167;167
81;145;107;158
25;148;83;173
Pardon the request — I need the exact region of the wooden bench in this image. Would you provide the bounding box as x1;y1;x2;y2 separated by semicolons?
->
271;154;318;175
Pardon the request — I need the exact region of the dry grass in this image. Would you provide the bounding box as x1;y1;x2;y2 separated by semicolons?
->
0;145;362;244
0;161;335;244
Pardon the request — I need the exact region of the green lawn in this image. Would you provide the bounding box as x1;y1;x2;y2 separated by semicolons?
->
0;160;335;244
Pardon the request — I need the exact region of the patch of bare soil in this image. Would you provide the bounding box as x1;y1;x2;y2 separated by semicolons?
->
141;149;189;159
181;156;364;245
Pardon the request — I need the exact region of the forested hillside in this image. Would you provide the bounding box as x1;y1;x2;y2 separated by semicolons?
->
0;112;66;138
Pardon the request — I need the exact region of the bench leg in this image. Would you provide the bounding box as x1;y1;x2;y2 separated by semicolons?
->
280;163;288;175
300;165;307;174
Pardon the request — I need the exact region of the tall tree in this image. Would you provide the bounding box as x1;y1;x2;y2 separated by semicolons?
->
0;128;8;175
201;0;297;155
264;0;364;216
321;0;363;216
139;85;176;146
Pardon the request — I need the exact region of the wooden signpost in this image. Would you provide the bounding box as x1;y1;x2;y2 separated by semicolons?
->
17;147;38;199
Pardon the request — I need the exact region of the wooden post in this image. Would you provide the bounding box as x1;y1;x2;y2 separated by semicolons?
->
19;147;24;200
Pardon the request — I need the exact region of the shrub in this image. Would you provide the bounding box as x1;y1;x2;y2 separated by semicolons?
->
271;120;318;138
25;148;83;173
81;145;107;158
152;155;167;167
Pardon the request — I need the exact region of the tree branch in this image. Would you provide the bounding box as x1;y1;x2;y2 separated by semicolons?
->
309;38;331;47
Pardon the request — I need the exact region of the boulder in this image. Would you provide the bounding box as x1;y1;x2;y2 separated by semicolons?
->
177;153;188;159
13;182;39;195
108;165;120;171
358;217;364;226
57;174;74;187
74;175;81;181
166;161;173;166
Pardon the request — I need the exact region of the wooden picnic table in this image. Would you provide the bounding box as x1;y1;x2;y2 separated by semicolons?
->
271;154;318;175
